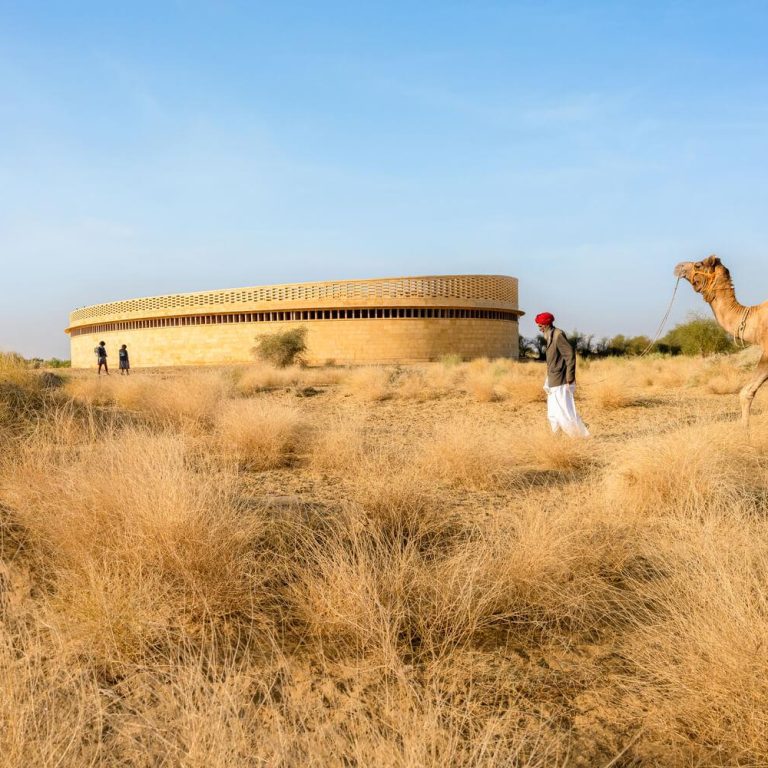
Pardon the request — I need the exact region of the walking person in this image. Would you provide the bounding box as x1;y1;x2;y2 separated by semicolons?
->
95;341;109;375
118;344;130;375
535;312;589;437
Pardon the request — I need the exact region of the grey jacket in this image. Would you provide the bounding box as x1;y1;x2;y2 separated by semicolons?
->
545;327;576;387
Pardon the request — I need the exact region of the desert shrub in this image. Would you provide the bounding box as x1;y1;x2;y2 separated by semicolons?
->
235;362;343;396
214;399;303;469
495;364;547;404
463;366;500;402
1;429;270;670
604;421;768;516
0;351;38;391
439;353;463;367
624;515;768;764
309;416;367;473
662;314;736;357
235;363;303;394
419;418;592;491
342;366;392;401
252;327;308;368
136;372;233;429
588;380;638;410
395;366;456;401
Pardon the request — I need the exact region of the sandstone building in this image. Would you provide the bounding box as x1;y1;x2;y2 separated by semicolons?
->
66;274;523;368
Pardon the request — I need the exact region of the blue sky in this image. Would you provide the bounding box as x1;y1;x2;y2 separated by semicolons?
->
1;1;767;358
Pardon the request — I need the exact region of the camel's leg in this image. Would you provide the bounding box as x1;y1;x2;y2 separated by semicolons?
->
740;355;768;428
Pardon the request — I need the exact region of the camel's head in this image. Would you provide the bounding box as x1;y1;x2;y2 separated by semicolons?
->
674;255;732;301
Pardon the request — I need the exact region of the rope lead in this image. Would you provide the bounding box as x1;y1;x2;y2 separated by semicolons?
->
636;277;681;358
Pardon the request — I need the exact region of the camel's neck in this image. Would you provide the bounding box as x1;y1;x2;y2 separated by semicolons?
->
706;284;755;342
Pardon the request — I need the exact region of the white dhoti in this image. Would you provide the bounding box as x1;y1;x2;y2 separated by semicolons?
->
543;380;590;437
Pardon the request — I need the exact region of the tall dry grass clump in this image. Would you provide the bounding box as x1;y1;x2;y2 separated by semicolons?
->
342;366;392;401
420;416;593;490
460;359;547;404
623;513;768;763
135;371;234;428
700;357;745;395
235;363;303;394
235;362;343;395
214;399;303;469
0;624;106;767
308;415;368;473
588;380;639;410
412;498;653;656
0;354;56;438
495;367;547;403
65;374;120;406
286;514;407;662
2;428;269;671
463;363;501;402
0;351;39;390
66;370;233;429
394;365;457;401
604;421;768;516
346;450;457;547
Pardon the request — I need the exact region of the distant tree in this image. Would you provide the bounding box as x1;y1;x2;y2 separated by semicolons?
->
518;336;536;359
624;335;653;356
661;313;736;357
603;334;654;356
592;337;611;357
532;334;547;361
568;330;594;359
253;327;308;367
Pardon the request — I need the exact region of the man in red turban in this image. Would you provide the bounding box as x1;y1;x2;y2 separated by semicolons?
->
535;312;589;437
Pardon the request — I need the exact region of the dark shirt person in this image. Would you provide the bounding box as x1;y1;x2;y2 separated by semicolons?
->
535;312;588;437
118;344;130;375
95;341;109;376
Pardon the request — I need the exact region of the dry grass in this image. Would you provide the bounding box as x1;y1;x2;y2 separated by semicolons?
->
2;354;768;766
342;365;393;401
234;363;342;395
702;358;746;395
66;370;234;429
394;365;458;400
2;428;270;672
308;415;368;473
214;398;304;469
420;416;592;490
588;380;639;410
604;421;768;516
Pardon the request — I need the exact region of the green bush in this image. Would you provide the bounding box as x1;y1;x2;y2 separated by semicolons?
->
440;353;463;367
28;357;71;368
252;327;308;368
661;313;736;357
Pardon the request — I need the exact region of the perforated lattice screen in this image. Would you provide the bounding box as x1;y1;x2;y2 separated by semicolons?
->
69;275;518;326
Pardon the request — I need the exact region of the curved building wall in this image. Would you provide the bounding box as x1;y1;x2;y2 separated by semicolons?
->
66;275;523;368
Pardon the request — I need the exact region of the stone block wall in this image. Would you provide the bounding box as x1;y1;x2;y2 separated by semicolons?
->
67;275;523;368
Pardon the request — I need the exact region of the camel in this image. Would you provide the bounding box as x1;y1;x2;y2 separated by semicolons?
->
674;255;768;427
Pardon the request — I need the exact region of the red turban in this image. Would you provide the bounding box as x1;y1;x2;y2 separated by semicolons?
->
535;312;555;326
